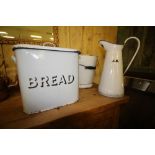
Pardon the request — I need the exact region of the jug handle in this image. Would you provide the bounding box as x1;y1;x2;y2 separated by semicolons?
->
123;36;140;75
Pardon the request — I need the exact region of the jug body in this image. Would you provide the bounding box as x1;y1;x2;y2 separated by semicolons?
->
99;42;124;97
98;37;140;98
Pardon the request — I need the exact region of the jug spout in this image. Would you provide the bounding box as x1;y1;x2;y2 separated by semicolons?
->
99;40;123;52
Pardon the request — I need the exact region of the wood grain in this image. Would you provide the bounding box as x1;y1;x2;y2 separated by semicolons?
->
42;106;116;129
58;26;118;83
0;86;128;129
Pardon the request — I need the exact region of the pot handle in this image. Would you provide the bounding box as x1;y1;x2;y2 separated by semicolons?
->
79;64;96;70
123;36;140;75
8;55;18;87
11;55;16;63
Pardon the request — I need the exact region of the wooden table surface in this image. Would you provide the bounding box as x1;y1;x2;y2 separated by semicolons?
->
0;86;129;129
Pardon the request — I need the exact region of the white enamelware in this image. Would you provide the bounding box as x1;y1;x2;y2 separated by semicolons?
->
79;55;97;88
13;44;80;114
99;37;140;98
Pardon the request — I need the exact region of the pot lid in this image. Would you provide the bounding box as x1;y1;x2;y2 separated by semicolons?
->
13;44;80;54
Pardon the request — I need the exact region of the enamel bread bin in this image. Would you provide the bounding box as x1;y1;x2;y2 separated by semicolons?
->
13;44;80;114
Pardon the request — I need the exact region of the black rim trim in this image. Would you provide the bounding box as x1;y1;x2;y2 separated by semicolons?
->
79;64;96;70
13;47;80;54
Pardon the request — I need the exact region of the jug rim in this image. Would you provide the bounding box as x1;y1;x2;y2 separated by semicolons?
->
99;40;123;46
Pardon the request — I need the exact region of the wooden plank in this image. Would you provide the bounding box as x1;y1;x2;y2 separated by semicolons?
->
92;26;105;83
69;26;83;51
82;26;94;54
42;107;116;129
0;86;129;129
58;26;118;84
112;106;120;128
58;26;70;48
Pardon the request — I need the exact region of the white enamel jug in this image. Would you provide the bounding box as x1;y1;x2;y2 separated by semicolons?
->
98;37;140;98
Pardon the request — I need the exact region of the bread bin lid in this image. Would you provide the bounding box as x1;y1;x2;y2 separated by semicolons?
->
13;44;80;54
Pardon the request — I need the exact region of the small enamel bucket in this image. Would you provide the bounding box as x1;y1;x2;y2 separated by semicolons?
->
79;55;97;88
